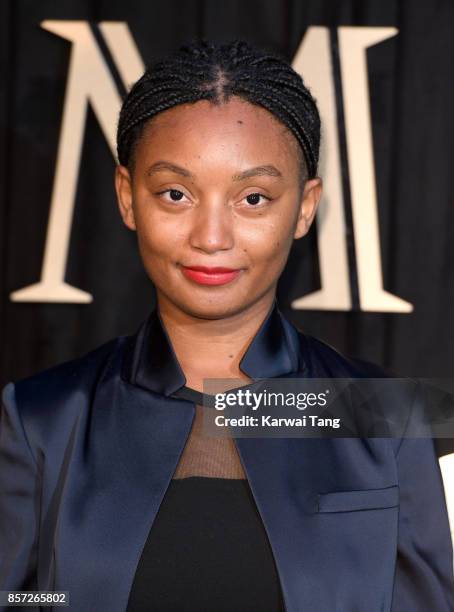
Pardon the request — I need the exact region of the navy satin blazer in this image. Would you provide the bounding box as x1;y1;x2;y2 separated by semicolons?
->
1;300;454;611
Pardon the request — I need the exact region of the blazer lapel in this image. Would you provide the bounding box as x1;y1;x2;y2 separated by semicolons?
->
54;358;197;611
233;435;398;612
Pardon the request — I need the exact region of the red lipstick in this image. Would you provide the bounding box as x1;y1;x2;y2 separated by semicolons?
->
180;265;242;286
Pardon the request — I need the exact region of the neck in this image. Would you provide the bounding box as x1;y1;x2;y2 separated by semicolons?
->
156;294;276;392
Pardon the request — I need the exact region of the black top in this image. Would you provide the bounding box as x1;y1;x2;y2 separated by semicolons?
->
126;476;286;612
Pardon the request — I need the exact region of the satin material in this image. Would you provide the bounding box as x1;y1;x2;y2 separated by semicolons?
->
1;298;453;611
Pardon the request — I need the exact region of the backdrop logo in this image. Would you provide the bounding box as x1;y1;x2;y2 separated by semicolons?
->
10;22;412;313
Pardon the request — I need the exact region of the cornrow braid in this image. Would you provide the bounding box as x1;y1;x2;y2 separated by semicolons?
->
116;39;321;181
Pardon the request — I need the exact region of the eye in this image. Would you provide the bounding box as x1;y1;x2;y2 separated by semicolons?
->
156;189;189;203
243;192;271;207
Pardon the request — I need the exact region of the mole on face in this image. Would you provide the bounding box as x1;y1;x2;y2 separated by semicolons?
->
237;120;244;125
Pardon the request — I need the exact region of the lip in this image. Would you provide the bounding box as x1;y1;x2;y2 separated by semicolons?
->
180;265;243;286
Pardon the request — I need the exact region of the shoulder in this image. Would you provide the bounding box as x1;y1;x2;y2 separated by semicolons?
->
2;335;128;420
294;327;393;378
292;327;420;456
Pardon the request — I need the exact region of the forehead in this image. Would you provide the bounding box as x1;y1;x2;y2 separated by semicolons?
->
137;96;300;163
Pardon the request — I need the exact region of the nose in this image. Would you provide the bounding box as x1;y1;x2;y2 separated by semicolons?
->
189;200;234;254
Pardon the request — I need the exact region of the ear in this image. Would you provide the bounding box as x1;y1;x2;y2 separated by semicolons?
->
293;177;323;239
115;164;136;231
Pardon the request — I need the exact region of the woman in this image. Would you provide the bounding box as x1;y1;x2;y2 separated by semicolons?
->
1;39;453;612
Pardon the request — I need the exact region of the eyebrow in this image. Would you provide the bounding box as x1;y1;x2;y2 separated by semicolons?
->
146;161;192;178
145;161;283;181
232;165;283;181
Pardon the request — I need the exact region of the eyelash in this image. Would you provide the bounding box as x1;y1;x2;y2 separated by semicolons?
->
155;189;272;207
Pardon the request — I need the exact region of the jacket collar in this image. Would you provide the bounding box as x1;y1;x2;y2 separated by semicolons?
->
121;298;305;397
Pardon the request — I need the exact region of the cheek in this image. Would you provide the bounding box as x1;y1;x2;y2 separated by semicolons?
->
135;210;183;261
240;214;295;265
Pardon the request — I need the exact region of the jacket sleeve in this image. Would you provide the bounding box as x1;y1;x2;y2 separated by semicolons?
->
0;382;40;603
391;385;454;610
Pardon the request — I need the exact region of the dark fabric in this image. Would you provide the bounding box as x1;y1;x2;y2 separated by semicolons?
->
126;477;285;612
1;303;453;611
171;385;210;406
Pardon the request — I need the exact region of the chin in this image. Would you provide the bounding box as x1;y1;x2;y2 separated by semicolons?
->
181;300;244;320
170;292;255;321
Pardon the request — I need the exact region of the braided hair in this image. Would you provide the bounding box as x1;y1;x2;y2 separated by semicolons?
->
116;39;321;186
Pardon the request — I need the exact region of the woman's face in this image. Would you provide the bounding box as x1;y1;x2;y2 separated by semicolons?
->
115;96;322;319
